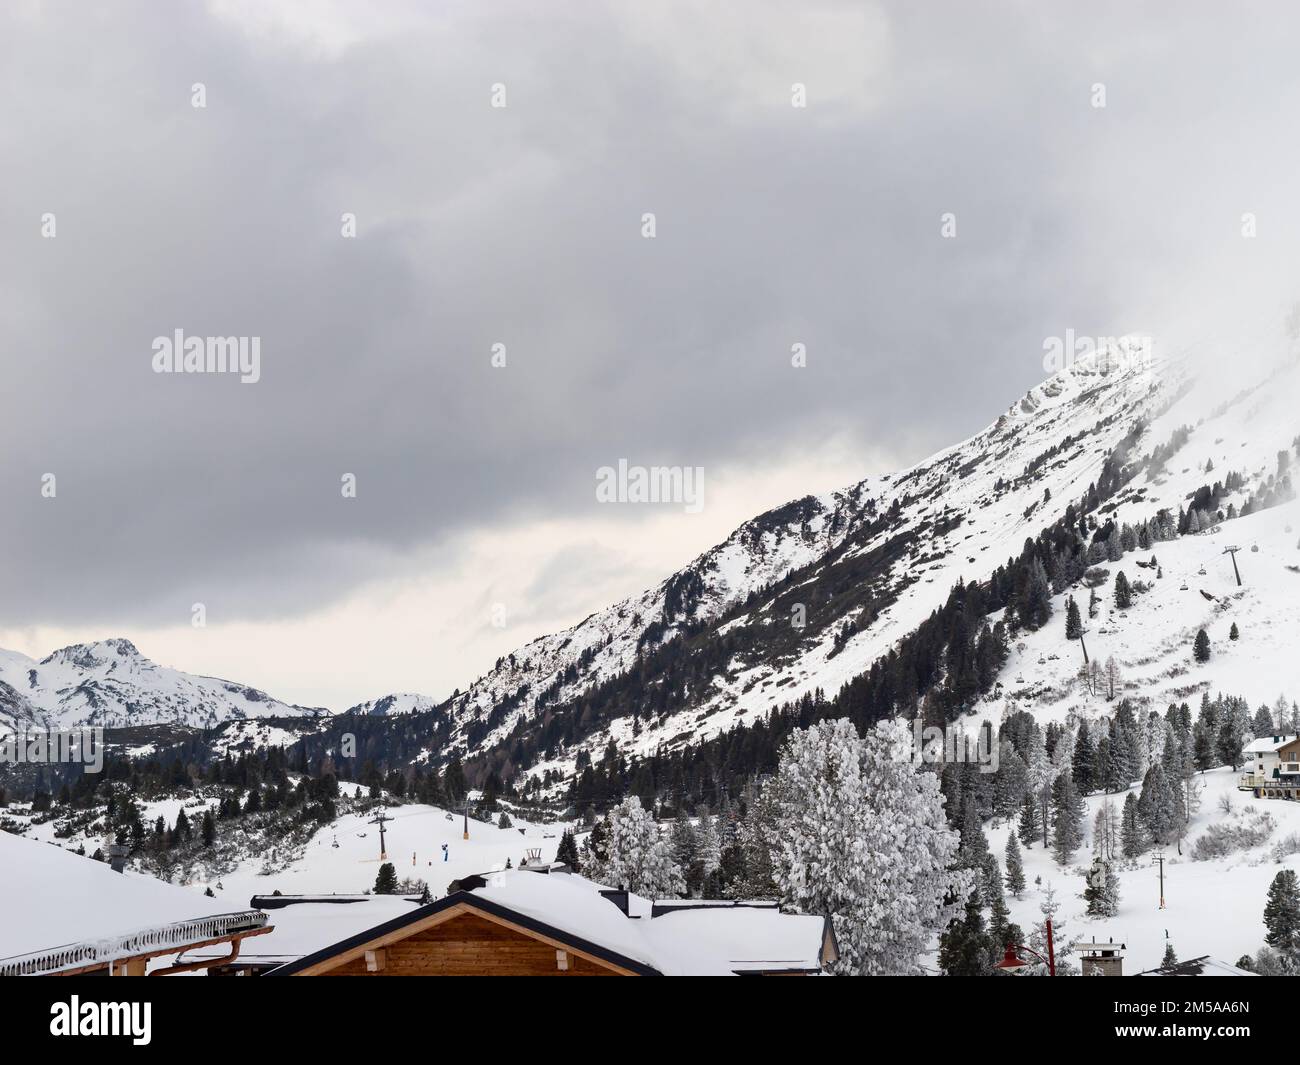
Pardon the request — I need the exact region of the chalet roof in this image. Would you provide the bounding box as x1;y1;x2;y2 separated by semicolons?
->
1244;735;1295;754
1137;955;1257;976
266;870;834;976
0;829;266;975
180;896;422;967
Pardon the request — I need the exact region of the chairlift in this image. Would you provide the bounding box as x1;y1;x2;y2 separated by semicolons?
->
1179;582;1188;591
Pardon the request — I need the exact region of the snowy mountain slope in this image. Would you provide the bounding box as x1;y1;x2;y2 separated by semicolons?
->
0;638;327;733
412;344;1297;785
399;348;1169;768
343;693;442;717
991;766;1300;973
966;498;1300;736
13;797;564;903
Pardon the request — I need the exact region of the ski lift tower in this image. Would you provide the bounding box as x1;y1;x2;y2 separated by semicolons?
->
1223;545;1243;587
368;808;392;861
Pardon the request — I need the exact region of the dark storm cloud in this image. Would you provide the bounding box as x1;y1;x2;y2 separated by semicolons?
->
4;0;1299;628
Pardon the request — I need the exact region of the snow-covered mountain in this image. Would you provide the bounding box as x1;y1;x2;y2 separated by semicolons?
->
368;343;1298;783
0;638;327;733
5;343;1294;781
342;693;442;718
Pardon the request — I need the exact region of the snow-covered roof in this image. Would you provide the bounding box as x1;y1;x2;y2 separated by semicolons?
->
267;870;832;976
1244;735;1295;754
180;896;421;966
0;829;261;974
1137;955;1257;977
639;904;829;975
470;872;833;974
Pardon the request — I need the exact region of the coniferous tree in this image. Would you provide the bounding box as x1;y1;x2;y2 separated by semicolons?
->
1121;792;1145;858
1017;795;1040;848
1004;832;1026;898
1065;596;1083;640
1264;869;1300;954
1230;622;1240;641
555;829;581;872
1162;941;1177;968
1083;858;1121;917
938;892;996;976
602;796;685;898
959;799;991;869
1194;628;1211;663
1113;571;1132;610
1018;559;1053;631
1072;728;1096;795
1051;773;1085;865
1138;762;1181;845
373;862;399;895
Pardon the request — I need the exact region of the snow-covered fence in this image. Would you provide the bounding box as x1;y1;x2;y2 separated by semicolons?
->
0;910;268;976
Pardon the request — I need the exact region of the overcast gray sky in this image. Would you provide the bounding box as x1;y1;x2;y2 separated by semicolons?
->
4;1;1300;708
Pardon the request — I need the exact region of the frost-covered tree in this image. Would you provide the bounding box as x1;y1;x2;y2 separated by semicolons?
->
770;718;970;975
1092;799;1119;861
1025;727;1054;849
1083;857;1120;917
695;814;721;877
669;813;697;873
1028;882;1078;976
601;796;685;899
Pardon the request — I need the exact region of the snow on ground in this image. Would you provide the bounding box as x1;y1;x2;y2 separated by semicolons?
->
990;767;1300;973
19;798;568;908
0;830;235;961
968;498;1300;736
194;804;564;906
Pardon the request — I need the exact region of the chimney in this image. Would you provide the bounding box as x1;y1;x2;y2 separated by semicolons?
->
599;889;630;915
106;843;129;874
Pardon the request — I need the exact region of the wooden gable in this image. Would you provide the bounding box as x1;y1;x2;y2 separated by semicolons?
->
285;901;646;976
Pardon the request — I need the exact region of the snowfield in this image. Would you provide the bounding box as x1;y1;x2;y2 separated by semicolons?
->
990;766;1300;973
969;497;1300;736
